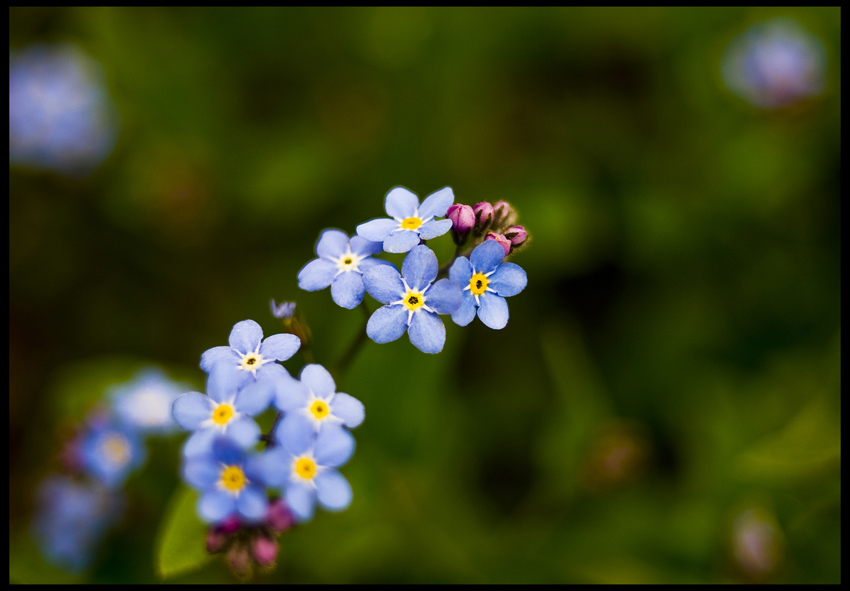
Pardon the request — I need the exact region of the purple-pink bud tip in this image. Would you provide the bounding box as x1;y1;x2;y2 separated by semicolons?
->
265;499;295;533
473;202;494;224
252;535;279;568
485;232;512;257
206;528;228;554
447;203;475;233
504;225;527;246
216;514;242;535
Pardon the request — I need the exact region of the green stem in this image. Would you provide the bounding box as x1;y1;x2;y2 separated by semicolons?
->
332;300;371;380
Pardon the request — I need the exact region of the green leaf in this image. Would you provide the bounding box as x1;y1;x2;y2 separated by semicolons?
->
156;486;213;579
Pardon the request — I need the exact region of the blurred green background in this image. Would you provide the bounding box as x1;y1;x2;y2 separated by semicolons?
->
9;7;840;584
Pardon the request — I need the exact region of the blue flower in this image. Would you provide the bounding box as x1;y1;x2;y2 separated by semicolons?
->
262;424;356;522
182;436;269;524
274;364;364;446
79;419;146;488
449;240;527;330
356;187;455;253
200;319;300;391
270;299;296;319
297;229;392;309
110;368;188;435
172;371;275;456
362;245;462;354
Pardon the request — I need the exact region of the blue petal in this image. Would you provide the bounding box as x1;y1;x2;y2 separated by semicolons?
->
383;230;421;254
274;375;310;412
228;319;263;354
255;361;291;384
366;305;409;344
417;218;452;240
284;482;316;522
212;435;246;465
448;256;473;285
297;258;337;291
356;218;398;242
259;334;299;363
315;470;353;511
314;424;355;467
182;429;216;457
424;278;462;314
408;310;446;354
331;271;365;309
300;364;336;397
363;264;403;304
349;235;383;256
358;257;393;273
207;364;246;403
488;262;528;297
315;229;348;258
234;380;274;416
402;245;438;290
451;291;478;327
417;187;454;219
477;293;509;330
224;417;261;448
183;456;220;488
329;393;364;428
470;240;506;274
261;448;290;487
200;346;237;373
172;392;214;430
236;486;268;522
384;187;419;219
198;490;236;523
243;455;266;484
276;413;315;456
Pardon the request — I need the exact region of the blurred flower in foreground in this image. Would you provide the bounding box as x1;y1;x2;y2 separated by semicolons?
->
9;43;119;174
722;18;826;109
730;507;784;580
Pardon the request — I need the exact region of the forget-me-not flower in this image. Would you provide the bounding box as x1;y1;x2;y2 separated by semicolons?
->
274;364;364;447
182;436;269;524
110;367;187;435
79;420;146;488
449;240;527;330
357;187;455;253
263;424;356;522
362;245;462;353
298;229;392;309
172;371;275;456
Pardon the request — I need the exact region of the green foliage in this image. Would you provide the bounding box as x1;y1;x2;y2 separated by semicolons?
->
156;486;212;579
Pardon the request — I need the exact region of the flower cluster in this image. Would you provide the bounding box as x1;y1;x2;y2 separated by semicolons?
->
31;368;186;571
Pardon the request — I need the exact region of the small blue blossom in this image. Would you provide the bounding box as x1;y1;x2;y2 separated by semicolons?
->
79;419;146;488
270;299;296;319
263;424;356;522
172;370;275;456
362;245;462;354
356;187;455;253
298;229;392;309
182;436;269;524
449;240;527;330
31;476;123;571
274;364;364;447
110;367;187;435
200;319;300;391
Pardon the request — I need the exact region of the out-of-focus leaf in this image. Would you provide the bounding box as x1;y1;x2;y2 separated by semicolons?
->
156;486;211;579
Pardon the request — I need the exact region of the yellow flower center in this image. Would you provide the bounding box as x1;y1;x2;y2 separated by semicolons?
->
101;434;130;466
310;400;330;419
220;465;246;491
295;457;316;480
212;403;234;425
401;217;422;230
469;273;489;296
343;257;353;266
239;352;263;371
402;289;425;311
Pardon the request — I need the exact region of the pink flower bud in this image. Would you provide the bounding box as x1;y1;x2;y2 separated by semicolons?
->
252;535;279;568
265;499;295;532
493;200;517;227
485;232;511;257
504;225;527;246
216;514;241;535
206;528;228;554
226;544;251;577
447;204;475;233
473;202;494;225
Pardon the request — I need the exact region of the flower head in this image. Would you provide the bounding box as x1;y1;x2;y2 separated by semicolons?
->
356;187;455;253
110;368;187;435
270;300;296;319
298;229;392;309
79;419;146;488
182;435;270;524
449;240;527;330
362;245;462;353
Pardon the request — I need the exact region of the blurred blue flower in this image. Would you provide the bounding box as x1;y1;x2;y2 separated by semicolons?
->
182;436;269;524
363;245;462;353
263;423;356;522
449;240;527;330
31;476;123;571
357;186;455;253
722;18;826;109
270;299;297;319
9;43;119;174
298;229;392;309
79;419;146;488
172;371;275;456
110;368;188;435
274;363;364;445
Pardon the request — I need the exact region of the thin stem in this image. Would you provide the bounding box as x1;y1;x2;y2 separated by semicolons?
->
332;300;371;380
437;243;469;279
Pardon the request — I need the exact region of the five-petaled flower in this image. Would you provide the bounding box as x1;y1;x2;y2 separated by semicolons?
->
449;240;527;330
362;245;462;354
110;368;187;435
182;435;269;524
79;420;146;488
356;187;455;253
298;230;392;309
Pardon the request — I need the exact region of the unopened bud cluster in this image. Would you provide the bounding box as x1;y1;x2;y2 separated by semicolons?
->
448;199;529;256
